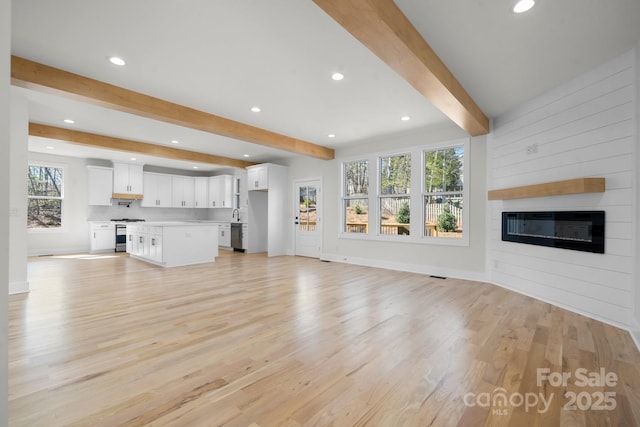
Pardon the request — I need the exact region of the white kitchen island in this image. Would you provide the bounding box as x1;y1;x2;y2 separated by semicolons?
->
126;222;218;267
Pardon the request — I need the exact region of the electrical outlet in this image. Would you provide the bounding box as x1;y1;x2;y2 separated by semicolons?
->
526;143;538;155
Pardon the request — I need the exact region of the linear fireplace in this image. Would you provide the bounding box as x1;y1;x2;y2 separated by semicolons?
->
502;211;605;253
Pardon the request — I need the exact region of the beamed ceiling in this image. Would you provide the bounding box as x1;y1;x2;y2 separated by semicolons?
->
11;0;640;171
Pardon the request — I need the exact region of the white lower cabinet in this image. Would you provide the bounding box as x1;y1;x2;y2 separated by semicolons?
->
146;226;163;263
89;222;115;253
218;223;230;247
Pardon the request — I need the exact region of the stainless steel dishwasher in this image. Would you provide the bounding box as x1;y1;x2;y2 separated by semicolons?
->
230;222;244;252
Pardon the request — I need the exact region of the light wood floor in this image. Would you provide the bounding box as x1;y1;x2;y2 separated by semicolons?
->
9;251;640;426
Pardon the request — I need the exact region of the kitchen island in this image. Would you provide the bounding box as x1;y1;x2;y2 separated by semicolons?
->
126;222;218;267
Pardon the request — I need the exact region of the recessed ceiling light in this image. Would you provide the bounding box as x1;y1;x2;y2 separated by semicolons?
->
109;56;126;66
328;134;336;138
251;106;261;113
401;115;411;121
331;72;344;81
513;0;535;13
171;140;179;144
46;146;54;150
243;154;250;158
63;118;74;124
193;166;199;169
130;157;136;161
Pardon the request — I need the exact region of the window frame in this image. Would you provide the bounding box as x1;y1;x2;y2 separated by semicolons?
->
421;141;469;246
341;158;370;236
378;152;412;238
339;137;469;247
27;162;66;233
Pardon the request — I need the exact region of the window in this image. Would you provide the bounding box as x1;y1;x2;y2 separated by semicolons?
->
379;154;411;236
343;160;369;233
424;146;464;238
339;138;468;246
27;164;64;229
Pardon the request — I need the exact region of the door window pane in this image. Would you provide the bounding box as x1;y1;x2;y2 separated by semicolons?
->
298;185;317;231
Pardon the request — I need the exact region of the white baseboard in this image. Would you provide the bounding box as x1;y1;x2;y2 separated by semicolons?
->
320;253;487;283
9;280;29;295
28;246;89;257
629;325;640;353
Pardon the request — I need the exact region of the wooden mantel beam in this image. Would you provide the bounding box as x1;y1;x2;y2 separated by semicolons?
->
312;0;490;136
29;123;257;169
12;56;335;160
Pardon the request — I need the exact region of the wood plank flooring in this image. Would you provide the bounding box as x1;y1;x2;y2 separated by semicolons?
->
8;251;640;426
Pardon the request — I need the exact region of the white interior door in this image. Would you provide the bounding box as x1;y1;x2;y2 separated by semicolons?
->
294;179;322;258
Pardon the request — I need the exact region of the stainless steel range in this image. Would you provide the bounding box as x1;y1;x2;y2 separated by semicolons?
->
111;219;145;252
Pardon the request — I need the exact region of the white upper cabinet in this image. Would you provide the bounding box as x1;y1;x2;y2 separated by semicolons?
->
247;165;268;191
87;166;113;206
208;175;232;208
142;172;172;207
172;176;195;208
194;177;209;209
113;163;143;196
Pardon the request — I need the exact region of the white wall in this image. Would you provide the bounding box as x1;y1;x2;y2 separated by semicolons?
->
1;0;10;421
284;124;488;281
27;152;91;256
488;49;637;329
10;89;29;294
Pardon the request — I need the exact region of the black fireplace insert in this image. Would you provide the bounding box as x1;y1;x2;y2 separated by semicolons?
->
502;211;605;253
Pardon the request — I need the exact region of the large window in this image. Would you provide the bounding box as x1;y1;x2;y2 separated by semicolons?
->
379;154;411;236
340;138;468;245
28;164;64;229
424;146;464;238
343;160;369;233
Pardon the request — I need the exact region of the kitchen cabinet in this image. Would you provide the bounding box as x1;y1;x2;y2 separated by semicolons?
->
87;166;113;206
145;226;163;263
89;222;115;253
142;172;172;207
113;163;143;197
171;176;195;208
218;222;231;247
194;177;209;208
127;222;218;267
208;175;233;208
247;165;268;191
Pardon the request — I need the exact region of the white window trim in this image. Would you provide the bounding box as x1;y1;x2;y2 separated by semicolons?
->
339;137;469;247
27;161;67;233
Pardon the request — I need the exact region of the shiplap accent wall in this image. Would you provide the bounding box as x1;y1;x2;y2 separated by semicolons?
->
488;50;636;328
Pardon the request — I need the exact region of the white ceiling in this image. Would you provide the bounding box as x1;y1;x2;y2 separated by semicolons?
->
11;0;640;172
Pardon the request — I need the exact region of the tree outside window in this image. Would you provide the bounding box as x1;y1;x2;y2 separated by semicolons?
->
28;165;63;229
424;146;463;238
379;154;411;236
343;160;368;233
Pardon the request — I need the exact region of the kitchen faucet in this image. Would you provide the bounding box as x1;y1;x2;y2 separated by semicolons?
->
232;208;240;221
